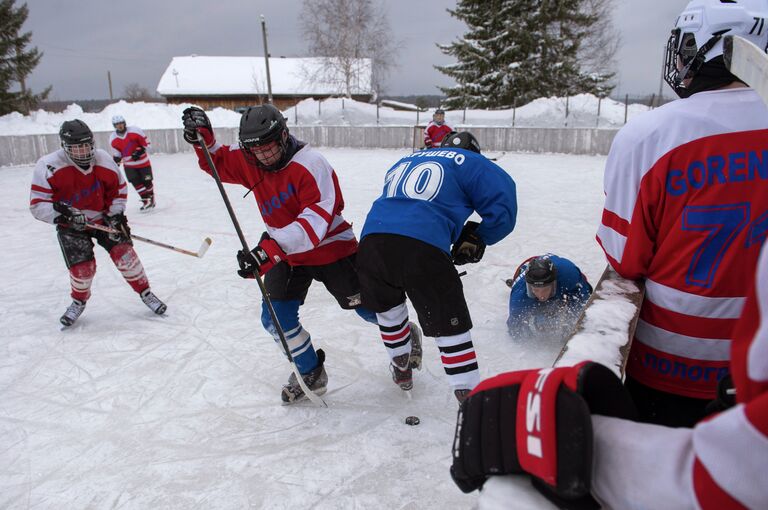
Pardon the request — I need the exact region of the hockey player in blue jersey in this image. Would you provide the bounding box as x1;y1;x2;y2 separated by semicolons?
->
356;131;517;402
506;254;592;340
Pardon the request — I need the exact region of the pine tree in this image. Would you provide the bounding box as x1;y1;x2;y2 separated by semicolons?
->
436;0;614;109
0;0;50;115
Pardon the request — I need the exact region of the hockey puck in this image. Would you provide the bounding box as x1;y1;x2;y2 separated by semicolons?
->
405;416;420;426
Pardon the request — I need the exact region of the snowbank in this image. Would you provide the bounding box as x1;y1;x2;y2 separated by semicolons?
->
0;94;652;136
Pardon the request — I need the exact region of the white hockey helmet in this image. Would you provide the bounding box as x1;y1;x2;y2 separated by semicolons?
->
111;114;125;125
664;0;768;94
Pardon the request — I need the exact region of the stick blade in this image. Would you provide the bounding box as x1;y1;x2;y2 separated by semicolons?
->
724;35;768;106
197;237;212;258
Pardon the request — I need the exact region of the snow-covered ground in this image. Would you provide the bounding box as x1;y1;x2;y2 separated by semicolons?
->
0;94;651;135
0;149;607;509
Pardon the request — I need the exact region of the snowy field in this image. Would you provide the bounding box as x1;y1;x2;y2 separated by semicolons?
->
0;148;606;509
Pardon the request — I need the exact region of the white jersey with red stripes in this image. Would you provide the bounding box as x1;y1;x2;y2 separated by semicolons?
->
110;126;150;169
591;243;768;510
597;88;768;399
193;139;357;266
30;148;127;224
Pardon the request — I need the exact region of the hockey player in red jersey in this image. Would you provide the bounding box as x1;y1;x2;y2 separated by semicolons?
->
450;241;768;510
423;108;453;148
181;104;378;404
109;115;156;210
596;0;768;427
30;120;167;327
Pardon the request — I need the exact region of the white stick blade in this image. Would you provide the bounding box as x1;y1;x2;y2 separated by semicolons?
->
197;237;212;258
725;35;768;106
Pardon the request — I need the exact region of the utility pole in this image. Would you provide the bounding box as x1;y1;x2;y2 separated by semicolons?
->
107;70;113;100
657;44;666;107
261;14;273;104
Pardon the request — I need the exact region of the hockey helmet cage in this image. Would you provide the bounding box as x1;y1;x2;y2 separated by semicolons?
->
525;257;558;300
59;119;95;167
440;131;481;154
664;0;768;95
238;104;290;171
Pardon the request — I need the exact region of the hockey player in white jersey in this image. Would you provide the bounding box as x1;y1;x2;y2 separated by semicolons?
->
30;120;166;326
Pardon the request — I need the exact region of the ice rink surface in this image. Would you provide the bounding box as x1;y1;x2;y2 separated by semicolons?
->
0;148;606;509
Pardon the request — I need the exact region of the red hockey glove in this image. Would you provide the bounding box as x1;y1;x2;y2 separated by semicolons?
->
236;232;287;279
424;137;434;148
450;362;635;505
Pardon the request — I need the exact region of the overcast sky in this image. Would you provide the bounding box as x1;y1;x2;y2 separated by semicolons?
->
22;0;686;102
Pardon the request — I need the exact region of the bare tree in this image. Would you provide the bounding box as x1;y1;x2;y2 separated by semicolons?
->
578;0;620;93
122;82;154;101
300;0;398;98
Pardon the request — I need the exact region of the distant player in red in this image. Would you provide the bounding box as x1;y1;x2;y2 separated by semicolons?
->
109;115;156;211
423;108;452;148
596;0;768;427
30;119;166;327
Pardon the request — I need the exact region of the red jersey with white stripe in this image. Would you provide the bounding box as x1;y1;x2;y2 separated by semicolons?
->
424;122;453;148
29;148;127;224
110;126;150;169
597;88;768;399
591;244;768;510
193;139;357;266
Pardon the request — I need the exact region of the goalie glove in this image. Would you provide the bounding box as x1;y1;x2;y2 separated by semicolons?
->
450;362;636;506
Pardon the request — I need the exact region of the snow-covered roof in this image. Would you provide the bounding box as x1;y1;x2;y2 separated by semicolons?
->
156;56;373;97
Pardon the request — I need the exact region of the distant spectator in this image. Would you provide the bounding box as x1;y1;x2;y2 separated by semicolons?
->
423;108;453;148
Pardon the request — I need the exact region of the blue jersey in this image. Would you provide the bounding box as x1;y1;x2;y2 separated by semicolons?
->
361;148;517;252
507;254;592;337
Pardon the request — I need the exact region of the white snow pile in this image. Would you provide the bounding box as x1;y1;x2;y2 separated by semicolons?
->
0;94;652;136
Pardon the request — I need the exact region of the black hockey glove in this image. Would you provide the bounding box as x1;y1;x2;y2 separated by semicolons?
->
113;155;122;165
451;221;485;265
182;106;214;145
130;146;146;161
53;202;87;231
105;213;131;243
236;232;287;279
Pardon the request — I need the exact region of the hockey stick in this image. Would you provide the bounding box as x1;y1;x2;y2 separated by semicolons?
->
195;131;327;408
86;222;212;258
723;35;768;106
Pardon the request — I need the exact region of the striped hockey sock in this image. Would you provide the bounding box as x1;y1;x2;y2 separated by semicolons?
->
375;303;413;366
436;332;480;391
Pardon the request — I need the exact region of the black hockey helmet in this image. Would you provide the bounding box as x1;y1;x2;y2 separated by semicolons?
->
440;131;481;154
525;256;557;300
59;119;95;167
238;104;290;172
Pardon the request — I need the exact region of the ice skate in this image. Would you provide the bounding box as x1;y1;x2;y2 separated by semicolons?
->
389;323;422;391
282;349;328;404
454;389;471;403
390;355;413;391
407;322;423;370
60;298;86;327
139;195;155;211
140;288;167;315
